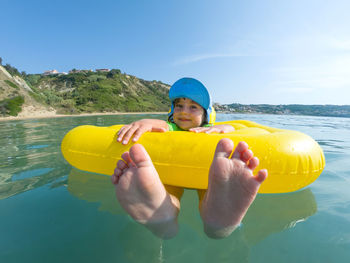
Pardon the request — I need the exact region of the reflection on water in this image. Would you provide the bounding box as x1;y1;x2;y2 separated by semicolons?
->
0;119;69;199
243;189;316;246
0;167;70;199
67;168;317;261
67;169;123;215
0;114;166;197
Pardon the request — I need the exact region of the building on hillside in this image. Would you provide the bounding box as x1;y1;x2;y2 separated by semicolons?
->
43;70;59;75
95;69;110;72
68;69;93;74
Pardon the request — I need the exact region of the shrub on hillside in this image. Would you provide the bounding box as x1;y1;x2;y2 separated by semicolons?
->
3;64;21;77
0;96;24;116
4;80;19;89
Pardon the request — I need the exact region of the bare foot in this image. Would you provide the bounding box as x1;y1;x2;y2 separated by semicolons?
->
200;138;267;239
111;144;180;239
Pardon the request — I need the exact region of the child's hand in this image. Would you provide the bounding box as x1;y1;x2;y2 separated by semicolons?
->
117;119;168;145
189;124;235;134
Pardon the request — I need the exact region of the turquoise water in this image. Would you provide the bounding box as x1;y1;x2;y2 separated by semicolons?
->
1;113;350;262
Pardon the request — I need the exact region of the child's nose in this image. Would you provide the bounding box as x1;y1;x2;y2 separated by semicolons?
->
181;106;191;113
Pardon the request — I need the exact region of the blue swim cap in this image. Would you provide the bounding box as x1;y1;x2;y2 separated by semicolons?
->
168;77;215;124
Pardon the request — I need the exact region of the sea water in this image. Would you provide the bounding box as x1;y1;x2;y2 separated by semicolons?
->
0;113;349;263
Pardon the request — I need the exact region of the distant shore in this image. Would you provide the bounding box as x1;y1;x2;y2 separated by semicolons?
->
0;111;168;122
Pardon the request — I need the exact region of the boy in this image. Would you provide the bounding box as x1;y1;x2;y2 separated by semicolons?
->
112;78;267;239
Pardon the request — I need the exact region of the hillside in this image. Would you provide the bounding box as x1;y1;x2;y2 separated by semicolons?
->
0;65;57;117
0;65;171;117
25;70;170;114
1;62;349;119
216;103;350;118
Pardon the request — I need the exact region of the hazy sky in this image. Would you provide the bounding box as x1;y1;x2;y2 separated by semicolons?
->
1;0;350;105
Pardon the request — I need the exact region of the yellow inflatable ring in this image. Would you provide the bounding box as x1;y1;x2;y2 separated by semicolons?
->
61;120;325;193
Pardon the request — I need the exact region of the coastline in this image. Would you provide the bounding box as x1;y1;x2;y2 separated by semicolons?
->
0;111;168;122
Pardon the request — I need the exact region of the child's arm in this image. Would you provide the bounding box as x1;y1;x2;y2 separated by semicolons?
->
189;124;235;134
117;119;169;145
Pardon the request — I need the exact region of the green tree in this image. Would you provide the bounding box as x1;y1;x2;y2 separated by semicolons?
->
4;63;20;76
107;69;121;78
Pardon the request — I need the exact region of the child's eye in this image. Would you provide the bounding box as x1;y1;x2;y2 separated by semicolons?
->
190;105;199;110
175;104;183;109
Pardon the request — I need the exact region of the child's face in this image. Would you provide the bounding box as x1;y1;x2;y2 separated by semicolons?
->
173;98;205;130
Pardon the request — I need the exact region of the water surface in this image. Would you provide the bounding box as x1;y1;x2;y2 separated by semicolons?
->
1;113;350;262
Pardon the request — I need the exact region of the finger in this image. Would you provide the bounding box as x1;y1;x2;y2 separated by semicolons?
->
122;126;139;145
117;125;126;136
232;141;249;159
189;127;203;133
132;127;148;142
192;127;211;133
255;169;268;183
205;128;219;134
248;156;259;170
152;127;167;133
117;125;130;142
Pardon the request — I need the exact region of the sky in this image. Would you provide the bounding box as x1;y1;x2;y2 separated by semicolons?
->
1;0;350;105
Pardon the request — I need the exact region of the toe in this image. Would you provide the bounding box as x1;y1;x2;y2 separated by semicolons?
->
214;138;234;158
114;167;123;176
129;144;154;168
241;149;253;163
232;141;249;159
248;156;259;170
111;173;119;184
121;151;134;167
255;169;268;183
117;159;128;170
